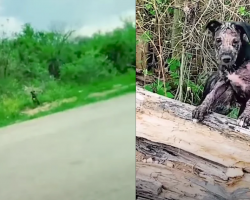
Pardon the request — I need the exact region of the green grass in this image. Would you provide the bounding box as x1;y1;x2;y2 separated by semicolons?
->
0;73;135;127
0;21;135;127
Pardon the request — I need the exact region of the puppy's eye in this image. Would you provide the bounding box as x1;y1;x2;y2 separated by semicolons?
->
233;40;239;45
216;38;222;43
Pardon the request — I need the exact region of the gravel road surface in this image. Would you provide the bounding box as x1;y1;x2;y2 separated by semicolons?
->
0;93;135;200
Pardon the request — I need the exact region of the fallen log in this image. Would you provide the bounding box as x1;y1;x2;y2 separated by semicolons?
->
136;86;250;200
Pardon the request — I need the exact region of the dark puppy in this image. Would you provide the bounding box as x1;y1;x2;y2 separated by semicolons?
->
30;91;40;106
192;20;250;127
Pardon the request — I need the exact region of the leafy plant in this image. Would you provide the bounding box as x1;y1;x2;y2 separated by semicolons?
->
238;6;250;16
144;80;174;98
167;58;180;87
145;3;156;16
167;58;181;71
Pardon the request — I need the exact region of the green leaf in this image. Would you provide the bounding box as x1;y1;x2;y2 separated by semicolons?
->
158;80;164;87
238;6;247;16
157;88;165;96
166;92;174;98
144;85;153;92
156;0;162;4
167;58;181;71
157;85;162;92
150;10;156;16
145;4;152;10
168;8;174;14
165;82;171;91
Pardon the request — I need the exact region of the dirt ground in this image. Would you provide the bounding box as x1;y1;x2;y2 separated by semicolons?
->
22;84;134;116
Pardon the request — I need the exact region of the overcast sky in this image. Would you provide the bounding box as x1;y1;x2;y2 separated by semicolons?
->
0;0;135;36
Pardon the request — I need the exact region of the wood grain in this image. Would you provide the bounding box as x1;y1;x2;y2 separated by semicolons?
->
136;86;250;199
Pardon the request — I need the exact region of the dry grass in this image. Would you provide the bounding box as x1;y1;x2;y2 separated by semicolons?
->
21;97;77;116
136;0;250;107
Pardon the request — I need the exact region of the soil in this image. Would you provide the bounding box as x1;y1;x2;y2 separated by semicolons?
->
21;84;135;116
21;97;77;116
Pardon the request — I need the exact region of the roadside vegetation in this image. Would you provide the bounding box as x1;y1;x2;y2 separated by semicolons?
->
0;22;135;127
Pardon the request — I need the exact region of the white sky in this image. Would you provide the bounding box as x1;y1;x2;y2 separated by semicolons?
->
0;0;135;37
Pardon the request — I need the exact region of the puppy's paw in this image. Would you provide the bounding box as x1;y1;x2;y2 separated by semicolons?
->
237;113;250;127
192;106;207;122
192;118;199;123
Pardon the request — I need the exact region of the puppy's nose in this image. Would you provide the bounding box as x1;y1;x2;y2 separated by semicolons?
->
222;55;232;63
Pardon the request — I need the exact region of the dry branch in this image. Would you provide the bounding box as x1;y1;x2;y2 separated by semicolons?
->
136;86;250;199
136;26;148;70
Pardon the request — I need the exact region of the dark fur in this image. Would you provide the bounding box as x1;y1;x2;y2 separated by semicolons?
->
200;72;235;115
30;91;40;106
193;20;250;126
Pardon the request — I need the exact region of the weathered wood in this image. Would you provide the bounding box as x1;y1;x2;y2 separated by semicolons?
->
136;175;162;195
136;86;250;137
137;198;150;200
136;158;250;200
136;86;250;199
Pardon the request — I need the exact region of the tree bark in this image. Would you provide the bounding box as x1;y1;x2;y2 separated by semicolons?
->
136;86;250;200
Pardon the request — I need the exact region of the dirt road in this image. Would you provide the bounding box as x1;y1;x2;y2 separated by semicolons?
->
0;93;135;200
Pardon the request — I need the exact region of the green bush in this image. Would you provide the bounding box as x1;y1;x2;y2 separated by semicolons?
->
0;22;135;82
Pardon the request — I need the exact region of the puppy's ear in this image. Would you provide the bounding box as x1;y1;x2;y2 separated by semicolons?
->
234;22;250;41
205;20;222;35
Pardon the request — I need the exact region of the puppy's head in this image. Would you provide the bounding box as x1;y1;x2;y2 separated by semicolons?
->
206;20;250;67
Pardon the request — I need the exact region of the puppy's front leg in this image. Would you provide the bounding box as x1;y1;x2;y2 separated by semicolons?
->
192;79;228;121
237;99;250;127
